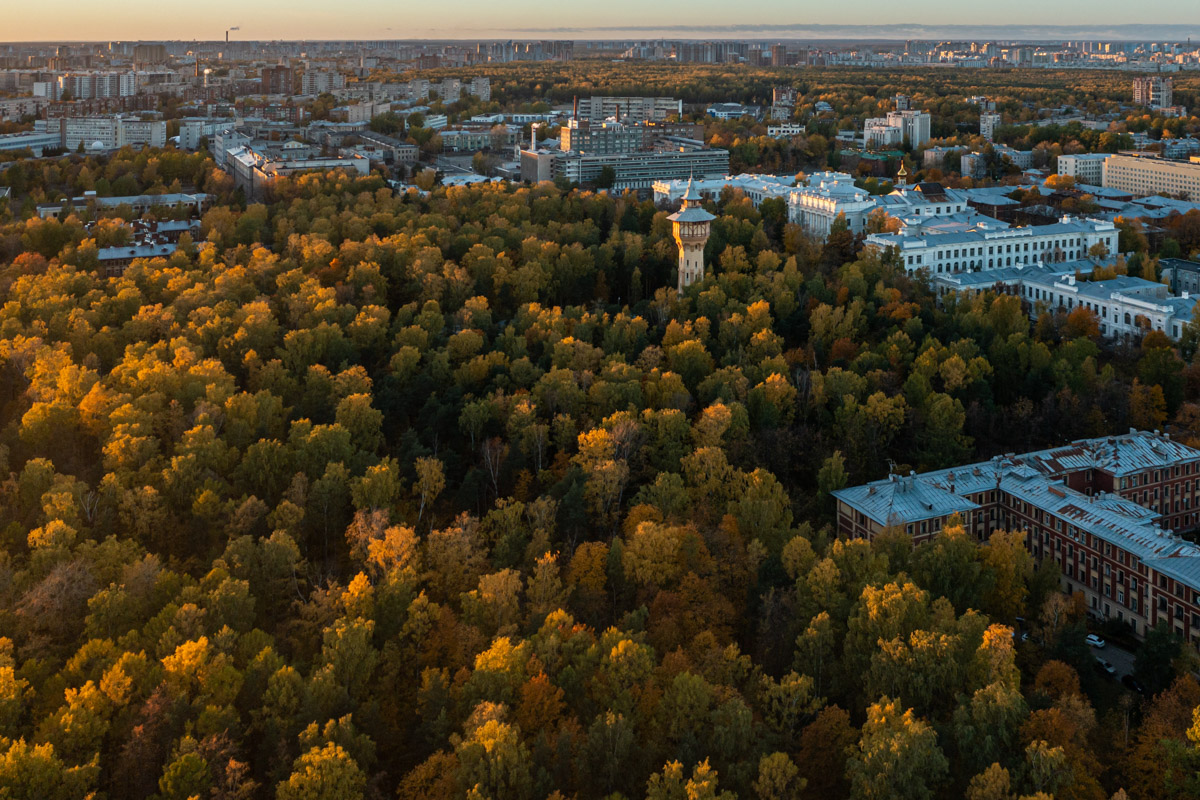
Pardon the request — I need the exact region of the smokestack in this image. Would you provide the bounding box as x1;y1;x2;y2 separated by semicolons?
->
572;96;577;120
226;30;229;44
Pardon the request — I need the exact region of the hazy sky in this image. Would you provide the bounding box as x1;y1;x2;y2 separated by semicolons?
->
7;1;1200;42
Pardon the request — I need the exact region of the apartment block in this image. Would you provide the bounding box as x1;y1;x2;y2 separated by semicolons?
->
1133;75;1173;108
980;112;1001;141
576;96;682;124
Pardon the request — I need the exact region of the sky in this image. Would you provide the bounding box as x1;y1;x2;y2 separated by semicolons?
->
7;1;1200;42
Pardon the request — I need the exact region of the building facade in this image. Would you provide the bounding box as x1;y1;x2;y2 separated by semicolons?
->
1057;153;1108;185
866;216;1119;275
1133;76;1173;108
980;112;1001;141
834;431;1200;644
576;96;681;124
1103;154;1200;200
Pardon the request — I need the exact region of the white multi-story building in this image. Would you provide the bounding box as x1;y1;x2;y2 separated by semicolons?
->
1057;153;1108;185
786;175;972;239
1103;153;1200;199
980;112;1001;141
866;216;1119;275
787;172;879;236
864;117;903;147
34;116;166;150
0;97;48;122
301;70;347;95
864;110;931;149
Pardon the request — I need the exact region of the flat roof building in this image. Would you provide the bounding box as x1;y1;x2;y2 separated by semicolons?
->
834;431;1200;643
1103;153;1200;200
1057;153;1109;186
866;216;1119;275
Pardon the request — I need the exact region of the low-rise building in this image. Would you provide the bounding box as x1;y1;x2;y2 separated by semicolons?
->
440;126;518;153
653;173;796;207
934;261;1196;340
521;147;729;191
36;192;210;219
767;123;805;138
706;103;761;120
865;216;1119;275
1161;258;1200;297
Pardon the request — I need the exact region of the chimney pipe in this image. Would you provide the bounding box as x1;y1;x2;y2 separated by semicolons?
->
572;96;577;120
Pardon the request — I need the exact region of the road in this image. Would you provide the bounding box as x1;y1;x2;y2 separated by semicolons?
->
1092;640;1136;679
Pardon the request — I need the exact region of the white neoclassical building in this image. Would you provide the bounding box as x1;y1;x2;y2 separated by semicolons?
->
866;216;1119;275
933;263;1198;342
787;172;878;237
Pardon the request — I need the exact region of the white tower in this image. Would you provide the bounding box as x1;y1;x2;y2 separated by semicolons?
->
668;178;715;294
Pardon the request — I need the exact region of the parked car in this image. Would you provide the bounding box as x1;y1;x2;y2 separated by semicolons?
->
1094;657;1116;677
1122;674;1145;694
1086;634;1106;649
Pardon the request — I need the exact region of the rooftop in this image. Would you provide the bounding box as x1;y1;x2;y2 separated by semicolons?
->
834;430;1200;537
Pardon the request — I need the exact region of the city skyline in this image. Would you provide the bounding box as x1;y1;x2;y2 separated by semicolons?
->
7;3;1200;43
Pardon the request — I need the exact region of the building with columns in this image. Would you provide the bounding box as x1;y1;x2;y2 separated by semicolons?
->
668;178;715;293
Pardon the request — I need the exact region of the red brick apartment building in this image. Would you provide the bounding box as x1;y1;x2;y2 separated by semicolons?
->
834;430;1200;643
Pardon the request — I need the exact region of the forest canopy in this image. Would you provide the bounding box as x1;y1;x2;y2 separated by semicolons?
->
0;148;1198;799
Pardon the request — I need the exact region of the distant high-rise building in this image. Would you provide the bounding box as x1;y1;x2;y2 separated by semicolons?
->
770;44;787;67
132;43;167;64
260;65;295;95
1133;75;1173;108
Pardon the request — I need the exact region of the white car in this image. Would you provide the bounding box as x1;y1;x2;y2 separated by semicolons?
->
1095;657;1116;676
1086;634;1106;649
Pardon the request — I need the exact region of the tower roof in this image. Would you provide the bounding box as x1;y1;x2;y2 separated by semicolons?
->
669;176;716;223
